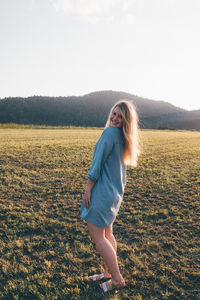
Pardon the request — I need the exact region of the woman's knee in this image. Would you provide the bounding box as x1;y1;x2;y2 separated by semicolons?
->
89;231;100;244
89;233;105;249
105;225;113;239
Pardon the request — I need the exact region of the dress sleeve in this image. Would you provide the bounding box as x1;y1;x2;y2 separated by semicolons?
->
88;129;114;183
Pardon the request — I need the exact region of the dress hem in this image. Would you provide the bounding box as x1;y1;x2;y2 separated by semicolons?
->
81;215;114;229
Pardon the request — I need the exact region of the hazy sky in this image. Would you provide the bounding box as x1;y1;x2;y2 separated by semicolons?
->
0;0;199;110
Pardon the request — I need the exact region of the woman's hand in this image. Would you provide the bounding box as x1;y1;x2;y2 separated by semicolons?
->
83;179;95;209
83;189;91;209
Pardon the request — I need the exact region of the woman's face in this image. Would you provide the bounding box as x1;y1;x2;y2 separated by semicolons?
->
110;106;123;128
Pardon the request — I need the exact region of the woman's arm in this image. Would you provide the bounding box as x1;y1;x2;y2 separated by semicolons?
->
83;179;95;208
84;128;113;209
87;128;114;183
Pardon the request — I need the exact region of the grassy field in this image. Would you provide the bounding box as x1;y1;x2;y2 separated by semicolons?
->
0;126;199;300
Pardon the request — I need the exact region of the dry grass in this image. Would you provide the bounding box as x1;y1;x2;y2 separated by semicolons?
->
0;126;199;299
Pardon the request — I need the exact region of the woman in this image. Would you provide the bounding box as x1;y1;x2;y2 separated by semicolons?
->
81;100;140;292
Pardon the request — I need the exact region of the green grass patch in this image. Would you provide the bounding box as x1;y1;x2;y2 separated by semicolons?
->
0;123;102;130
0;128;199;299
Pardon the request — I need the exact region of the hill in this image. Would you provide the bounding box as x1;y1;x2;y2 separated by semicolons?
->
0;90;199;130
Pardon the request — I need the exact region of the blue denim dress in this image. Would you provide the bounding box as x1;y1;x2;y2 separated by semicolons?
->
81;126;126;228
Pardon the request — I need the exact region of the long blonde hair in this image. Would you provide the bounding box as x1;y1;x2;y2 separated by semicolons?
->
105;100;140;167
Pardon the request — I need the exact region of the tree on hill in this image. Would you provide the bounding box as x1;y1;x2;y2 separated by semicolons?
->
0;91;199;130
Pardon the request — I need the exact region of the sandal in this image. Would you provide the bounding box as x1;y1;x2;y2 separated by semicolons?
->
99;279;126;292
89;273;112;281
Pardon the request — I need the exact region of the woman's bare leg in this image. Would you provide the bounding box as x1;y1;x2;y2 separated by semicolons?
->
87;221;124;284
104;224;117;276
105;224;117;252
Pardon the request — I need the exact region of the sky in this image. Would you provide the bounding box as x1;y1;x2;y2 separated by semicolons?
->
0;0;200;111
